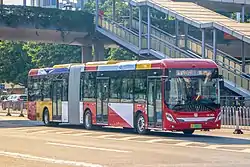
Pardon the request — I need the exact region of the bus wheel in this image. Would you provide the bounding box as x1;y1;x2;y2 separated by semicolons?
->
84;110;92;130
43;109;50;126
136;113;147;134
183;129;195;135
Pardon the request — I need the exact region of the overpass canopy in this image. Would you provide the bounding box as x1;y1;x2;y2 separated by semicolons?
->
130;0;250;43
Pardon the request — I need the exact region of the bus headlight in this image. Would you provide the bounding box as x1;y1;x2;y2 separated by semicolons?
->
215;112;222;122
166;113;176;123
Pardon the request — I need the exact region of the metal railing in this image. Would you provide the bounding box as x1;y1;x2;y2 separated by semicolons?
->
98;16;250;91
126;18;250;91
150;34;199;59
98;16;200;58
1;101;25;117
98;16;142;48
221;106;250;132
131;17;250;74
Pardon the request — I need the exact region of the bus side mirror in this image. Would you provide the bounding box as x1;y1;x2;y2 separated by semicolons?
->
219;80;224;89
165;80;170;91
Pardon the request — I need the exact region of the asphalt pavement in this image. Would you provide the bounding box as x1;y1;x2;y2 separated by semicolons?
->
0;115;250;167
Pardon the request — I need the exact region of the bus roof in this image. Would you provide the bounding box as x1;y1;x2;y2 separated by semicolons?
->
28;58;218;76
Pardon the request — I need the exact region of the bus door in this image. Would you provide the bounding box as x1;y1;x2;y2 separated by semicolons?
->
96;77;109;124
52;80;63;121
147;77;163;128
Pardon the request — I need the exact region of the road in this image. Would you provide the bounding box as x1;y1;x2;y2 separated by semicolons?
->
0;115;250;167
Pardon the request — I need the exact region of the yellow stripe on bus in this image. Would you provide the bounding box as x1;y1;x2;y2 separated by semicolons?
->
53;64;72;68
86;60;122;66
136;63;151;70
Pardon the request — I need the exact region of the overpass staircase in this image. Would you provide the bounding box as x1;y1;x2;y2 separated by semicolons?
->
96;0;250;97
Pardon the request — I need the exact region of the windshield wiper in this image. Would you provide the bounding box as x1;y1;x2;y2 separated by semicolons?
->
170;104;186;110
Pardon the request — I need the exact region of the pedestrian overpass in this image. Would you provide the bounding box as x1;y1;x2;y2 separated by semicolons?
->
95;0;250;97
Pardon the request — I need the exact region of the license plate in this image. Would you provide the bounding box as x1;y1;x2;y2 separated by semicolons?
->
190;124;202;128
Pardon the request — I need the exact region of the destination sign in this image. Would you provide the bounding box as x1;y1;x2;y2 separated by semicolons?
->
175;69;213;76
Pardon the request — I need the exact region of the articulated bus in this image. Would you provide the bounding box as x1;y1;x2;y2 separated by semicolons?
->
27;58;224;135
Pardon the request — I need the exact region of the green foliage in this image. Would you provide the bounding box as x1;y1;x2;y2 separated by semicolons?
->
106;47;137;60
24;42;81;68
0;41;35;86
0;0;138;86
85;0;137;61
0;5;94;32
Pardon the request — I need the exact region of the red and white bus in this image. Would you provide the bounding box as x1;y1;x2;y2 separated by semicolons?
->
27;58;224;134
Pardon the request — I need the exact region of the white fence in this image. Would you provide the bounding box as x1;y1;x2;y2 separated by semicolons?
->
221;106;250;132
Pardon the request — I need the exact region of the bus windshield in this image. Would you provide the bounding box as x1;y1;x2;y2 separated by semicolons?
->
166;69;219;112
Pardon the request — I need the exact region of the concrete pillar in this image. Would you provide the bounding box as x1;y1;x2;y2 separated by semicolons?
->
37;0;41;7
184;23;188;50
23;0;26;6
175;19;179;47
139;7;142;49
80;0;84;10
30;0;34;6
241;5;245;23
81;46;92;63
93;42;105;61
56;0;59;9
147;7;151;51
236;12;241;22
129;4;132;29
95;0;99;30
112;0;116;21
242;41;246;73
201;29;205;58
213;29;217;62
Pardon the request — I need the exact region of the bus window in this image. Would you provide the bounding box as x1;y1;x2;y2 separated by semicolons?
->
28;76;42;102
134;78;147;103
109;78;121;103
83;72;96;102
121;78;133;103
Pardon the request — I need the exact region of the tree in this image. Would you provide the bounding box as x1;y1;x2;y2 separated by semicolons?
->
0;41;35;86
0;0;139;86
106;47;137;60
24;42;81;68
85;0;138;60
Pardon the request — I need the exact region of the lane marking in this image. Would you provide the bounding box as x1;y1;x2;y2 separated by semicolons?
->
0;150;104;167
32;130;58;134
119;136;142;140
55;131;76;134
144;139;169;143
175;142;194;146
70;132;93;136
96;134;115;138
46;142;131;153
204;145;219;149
241;149;250;153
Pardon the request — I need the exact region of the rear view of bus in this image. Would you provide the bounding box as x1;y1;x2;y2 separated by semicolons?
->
162;59;223;134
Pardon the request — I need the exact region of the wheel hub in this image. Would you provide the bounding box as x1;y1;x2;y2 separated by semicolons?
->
85;113;91;128
137;116;145;132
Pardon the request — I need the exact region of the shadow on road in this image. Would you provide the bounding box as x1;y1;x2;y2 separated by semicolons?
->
0;120;44;128
1;119;250;145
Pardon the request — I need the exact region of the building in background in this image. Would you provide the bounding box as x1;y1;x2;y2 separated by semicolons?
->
0;83;25;95
30;0;89;10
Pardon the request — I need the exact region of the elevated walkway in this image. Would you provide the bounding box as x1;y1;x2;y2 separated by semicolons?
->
96;0;250;97
132;0;250;44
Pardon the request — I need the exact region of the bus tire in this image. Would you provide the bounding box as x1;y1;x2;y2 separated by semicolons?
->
135;113;148;135
183;129;195;135
84;110;93;130
43;108;50;126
